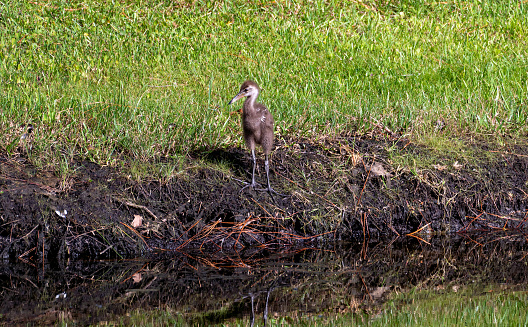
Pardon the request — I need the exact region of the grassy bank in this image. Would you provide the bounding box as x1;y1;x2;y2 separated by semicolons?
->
1;0;527;174
108;286;528;326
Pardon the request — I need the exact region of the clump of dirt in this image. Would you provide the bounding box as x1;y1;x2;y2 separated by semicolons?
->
1;135;527;260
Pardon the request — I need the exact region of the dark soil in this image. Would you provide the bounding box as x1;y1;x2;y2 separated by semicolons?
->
1;135;528;261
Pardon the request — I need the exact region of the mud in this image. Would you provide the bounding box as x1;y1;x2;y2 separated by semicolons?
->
1;135;528;260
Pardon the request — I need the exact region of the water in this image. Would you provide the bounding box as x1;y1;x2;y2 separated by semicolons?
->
1;232;526;325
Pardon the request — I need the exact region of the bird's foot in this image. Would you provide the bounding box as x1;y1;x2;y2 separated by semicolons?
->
255;186;287;197
240;181;260;193
234;178;287;197
232;178;258;192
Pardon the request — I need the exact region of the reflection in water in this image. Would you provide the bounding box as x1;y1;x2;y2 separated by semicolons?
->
0;233;527;325
242;286;275;327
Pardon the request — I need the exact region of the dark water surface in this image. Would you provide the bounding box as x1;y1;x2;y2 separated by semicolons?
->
1;232;527;325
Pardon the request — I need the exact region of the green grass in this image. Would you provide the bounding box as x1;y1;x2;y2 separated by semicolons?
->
366;287;528;327
1;0;527;173
93;286;528;326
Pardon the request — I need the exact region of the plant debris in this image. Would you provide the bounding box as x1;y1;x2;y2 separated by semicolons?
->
1;135;527;260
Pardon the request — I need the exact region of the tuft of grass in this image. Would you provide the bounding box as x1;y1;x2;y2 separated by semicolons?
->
1;1;527;174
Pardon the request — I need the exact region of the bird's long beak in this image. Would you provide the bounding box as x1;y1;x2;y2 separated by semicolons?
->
228;91;245;105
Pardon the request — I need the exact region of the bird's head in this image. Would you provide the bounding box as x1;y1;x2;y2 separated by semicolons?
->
228;80;260;104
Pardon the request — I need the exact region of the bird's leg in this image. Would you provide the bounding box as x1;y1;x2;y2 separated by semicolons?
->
240;149;259;192
240;152;286;197
256;154;286;197
263;286;276;327
264;155;272;192
251;149;257;188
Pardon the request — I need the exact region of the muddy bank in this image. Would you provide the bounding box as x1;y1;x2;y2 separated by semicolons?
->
1;135;528;260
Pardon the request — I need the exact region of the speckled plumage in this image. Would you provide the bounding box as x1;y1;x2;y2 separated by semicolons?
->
228;80;277;194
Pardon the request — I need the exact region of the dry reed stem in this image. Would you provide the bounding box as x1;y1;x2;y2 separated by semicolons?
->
359;273;372;301
407;222;432;236
174;218;202;248
406;233;431;245
458;212;485;233
69;227;108;240
515;210;528;229
120;222;151;249
18;246;37;259
176;211;328;254
459;233;484;246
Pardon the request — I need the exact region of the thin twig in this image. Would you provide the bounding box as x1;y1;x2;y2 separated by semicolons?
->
113;197;158;220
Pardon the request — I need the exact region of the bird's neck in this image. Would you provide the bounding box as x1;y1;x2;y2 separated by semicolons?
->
243;95;258;113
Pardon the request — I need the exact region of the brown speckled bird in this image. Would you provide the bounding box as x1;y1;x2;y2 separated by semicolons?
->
228;80;277;193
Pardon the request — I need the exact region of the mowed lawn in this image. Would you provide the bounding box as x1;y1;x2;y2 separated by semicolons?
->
1;0;527;172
